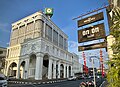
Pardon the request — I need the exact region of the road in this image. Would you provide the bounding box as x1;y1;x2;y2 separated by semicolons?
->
8;78;105;87
8;79;85;87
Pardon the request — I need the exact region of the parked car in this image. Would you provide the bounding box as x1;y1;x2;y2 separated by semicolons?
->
0;74;7;87
67;76;76;81
7;76;16;81
77;75;85;80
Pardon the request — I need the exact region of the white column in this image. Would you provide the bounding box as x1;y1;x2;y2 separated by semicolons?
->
58;61;60;78
64;64;66;78
21;67;25;79
33;21;35;38
67;65;69;78
35;55;43;80
16;61;20;79
63;38;64;49
39;57;43;80
43;22;46;37
53;60;56;79
71;66;73;76
4;59;7;75
5;65;9;76
52;26;53;42
58;33;59;46
4;61;8;76
5;67;8;76
48;58;53;79
24;58;29;79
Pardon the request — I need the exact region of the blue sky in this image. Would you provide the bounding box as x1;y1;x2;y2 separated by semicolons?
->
0;0;109;68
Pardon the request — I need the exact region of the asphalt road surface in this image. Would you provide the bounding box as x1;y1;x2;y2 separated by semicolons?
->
8;78;105;87
8;79;84;87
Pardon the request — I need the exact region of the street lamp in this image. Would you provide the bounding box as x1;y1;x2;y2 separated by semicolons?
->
89;55;100;87
90;57;96;87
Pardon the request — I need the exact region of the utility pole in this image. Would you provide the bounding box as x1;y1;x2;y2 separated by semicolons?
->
91;58;96;87
89;55;99;87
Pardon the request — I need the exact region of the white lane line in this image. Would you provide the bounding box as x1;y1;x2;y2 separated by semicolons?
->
99;81;105;87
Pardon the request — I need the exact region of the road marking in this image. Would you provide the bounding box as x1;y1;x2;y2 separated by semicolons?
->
99;81;105;87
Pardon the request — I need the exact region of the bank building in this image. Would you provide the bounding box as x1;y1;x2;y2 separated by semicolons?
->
4;8;83;80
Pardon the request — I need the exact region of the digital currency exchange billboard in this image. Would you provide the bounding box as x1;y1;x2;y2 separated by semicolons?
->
78;23;106;43
77;12;104;27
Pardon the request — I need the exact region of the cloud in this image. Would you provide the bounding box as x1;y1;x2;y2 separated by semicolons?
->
0;22;10;33
68;41;78;48
68;40;78;53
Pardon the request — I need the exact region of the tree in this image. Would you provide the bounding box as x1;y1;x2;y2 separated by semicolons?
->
107;7;120;87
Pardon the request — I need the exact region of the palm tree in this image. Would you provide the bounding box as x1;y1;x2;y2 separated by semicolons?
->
107;7;120;87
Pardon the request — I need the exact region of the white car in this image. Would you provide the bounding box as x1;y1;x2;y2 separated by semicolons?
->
68;76;76;81
0;74;7;87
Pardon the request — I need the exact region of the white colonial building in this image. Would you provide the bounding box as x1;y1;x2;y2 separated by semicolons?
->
72;53;83;76
4;11;82;80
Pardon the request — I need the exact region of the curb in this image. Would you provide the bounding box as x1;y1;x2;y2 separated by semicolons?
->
8;79;66;85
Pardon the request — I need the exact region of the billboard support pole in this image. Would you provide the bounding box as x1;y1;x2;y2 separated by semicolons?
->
100;49;104;77
83;52;87;74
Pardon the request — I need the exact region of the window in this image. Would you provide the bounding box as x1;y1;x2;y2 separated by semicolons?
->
11;28;18;38
45;24;52;40
35;19;43;29
35;19;44;37
64;38;67;50
0;51;3;54
27;22;34;33
53;30;58;45
59;35;63;48
19;25;25;35
47;25;52;41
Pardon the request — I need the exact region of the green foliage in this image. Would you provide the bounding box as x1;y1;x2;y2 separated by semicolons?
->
107;7;120;87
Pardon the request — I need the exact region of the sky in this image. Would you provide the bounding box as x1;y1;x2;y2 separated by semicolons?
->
0;0;109;68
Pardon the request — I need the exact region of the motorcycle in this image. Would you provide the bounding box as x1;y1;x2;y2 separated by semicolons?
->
79;82;87;87
80;81;94;87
